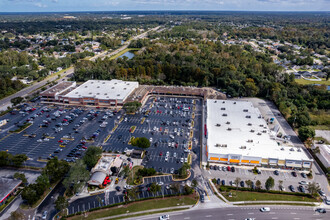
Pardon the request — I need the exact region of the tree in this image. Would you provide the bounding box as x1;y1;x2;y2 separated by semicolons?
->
171;183;181;194
178;163;190;178
278;180;283;188
184;185;194;195
0;151;11;166
10;97;24;106
298;126;315;142
234;177;241;190
11;154;28;167
83;146;102;170
245;180;252;189
255;180;262;189
306;182;320;197
265;176;275;190
127;187;139;201
150;182;161;196
21;185;38;205
13;172;27;185
55;196;69;212
132;137;150;149
192;179;198;188
123;101;142;113
63;160;90;194
36;174;50;190
43;157;70;183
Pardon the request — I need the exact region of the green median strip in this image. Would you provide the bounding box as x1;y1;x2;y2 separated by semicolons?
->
67;196;197;220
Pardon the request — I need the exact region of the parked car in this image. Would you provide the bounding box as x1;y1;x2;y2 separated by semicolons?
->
315;208;326;213
221;180;225;185
292;171;297;177
289;185;295;192
274;170;279;175
216;178;221;185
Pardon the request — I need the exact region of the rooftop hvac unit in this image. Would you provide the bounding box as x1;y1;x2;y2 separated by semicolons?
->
290;148;294;151
259;124;263;127
247;139;253;143
222;101;225;103
240;146;247;149
97;86;100;88
227;127;232;131
246;115;251;118
257;132;261;135
222;113;227;116
226;121;230;124
297;148;301;152
214;100;217;103
216;123;221;127
243;109;248;112
281;147;284;151
221;107;226;110
250;129;255;132
262;130;267;133
247;123;252;126
102;82;105;84
233;102;236;104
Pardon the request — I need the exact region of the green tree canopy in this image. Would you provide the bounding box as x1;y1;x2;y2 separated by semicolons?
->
63;159;90;194
132;137;150;149
83;146;102;170
265;176;275;190
123;101;142;113
55;196;69;212
298;126;315;142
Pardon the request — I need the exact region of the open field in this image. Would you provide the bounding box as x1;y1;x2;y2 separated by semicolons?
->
295;78;330;86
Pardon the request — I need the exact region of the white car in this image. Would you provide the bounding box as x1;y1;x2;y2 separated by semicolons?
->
299;181;308;185
260;207;270;212
159;214;169;220
170;168;174;174
42;211;48;219
173;152;177;158
149;137;153;143
158;181;164;186
37;139;43;142
165;156;169;161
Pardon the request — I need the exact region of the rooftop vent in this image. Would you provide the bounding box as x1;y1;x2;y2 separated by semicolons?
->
214;100;217;103
97;86;100;88
246;115;251;119
111;87;114;89
247;123;252;126
281;147;284;151
227;127;232;131
259;124;263;127
124;88;127;90
262;130;267;133
222;113;227;116
290;148;294;151
222;101;225;103
234;102;236;104
117;94;120;96
91;82;94;84
226;121;230;124
247;139;253;143
250;129;255;133
97;93;100;95
75;92;78;94
102;82;105;84
297;148;301;152
257;132;261;135
216;123;221;127
104;93;107;95
243;109;248;112
221;107;226;110
89;92;92;94
240;146;247;149
85;86;88;88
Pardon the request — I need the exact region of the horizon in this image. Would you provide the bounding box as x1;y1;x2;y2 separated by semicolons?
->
0;0;329;13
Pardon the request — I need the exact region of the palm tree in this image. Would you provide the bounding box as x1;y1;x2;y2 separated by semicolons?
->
171;183;181;195
127;187;139;201
150;182;161;197
306;182;320;197
255;180;261;189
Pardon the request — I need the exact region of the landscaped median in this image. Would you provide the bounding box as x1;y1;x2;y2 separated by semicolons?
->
66;195;198;220
9;122;32;133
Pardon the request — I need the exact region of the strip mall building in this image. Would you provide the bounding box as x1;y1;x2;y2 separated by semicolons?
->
206;99;312;170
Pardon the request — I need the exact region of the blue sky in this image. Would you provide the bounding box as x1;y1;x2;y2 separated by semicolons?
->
1;0;329;12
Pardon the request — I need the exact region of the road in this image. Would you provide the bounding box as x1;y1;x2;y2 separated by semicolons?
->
0;25;161;111
124;206;329;220
0;67;74;111
90;25;161;61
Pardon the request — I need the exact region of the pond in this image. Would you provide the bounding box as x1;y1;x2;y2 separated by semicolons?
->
117;51;135;60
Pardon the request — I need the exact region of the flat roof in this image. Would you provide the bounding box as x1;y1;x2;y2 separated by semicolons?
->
0;178;22;203
206;99;310;161
40;81;75;96
64;80;138;101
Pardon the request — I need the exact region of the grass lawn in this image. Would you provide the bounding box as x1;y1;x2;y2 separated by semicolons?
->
68;195;197;220
309;110;330;131
126;165;143;185
295;78;330;86
236;203;316;206
222;190;317;202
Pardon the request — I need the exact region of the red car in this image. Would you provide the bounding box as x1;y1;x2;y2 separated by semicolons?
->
58;140;63;143
227;166;231;171
82;146;87;149
159;152;163;156
175;143;178;148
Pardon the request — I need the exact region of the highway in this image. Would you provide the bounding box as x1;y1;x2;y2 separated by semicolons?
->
0;25;161;112
124;206;329;220
0;67;74;111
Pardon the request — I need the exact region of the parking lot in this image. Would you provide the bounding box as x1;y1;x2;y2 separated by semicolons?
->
0;104;121;162
102;96;202;174
207;164;324;194
68;174;185;215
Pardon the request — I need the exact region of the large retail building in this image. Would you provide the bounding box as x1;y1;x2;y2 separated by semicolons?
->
206;99;312;170
40;79;138;108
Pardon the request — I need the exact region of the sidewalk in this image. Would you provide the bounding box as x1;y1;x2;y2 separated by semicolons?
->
95;205;193;220
231;200;320;205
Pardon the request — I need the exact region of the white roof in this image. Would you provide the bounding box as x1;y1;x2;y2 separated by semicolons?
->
64;80;138;101
206;99;310;161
